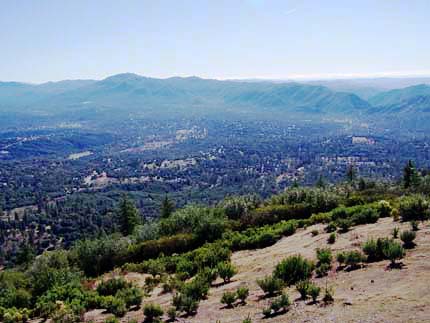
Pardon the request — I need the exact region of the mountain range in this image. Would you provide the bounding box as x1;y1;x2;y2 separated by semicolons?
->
1;73;430;126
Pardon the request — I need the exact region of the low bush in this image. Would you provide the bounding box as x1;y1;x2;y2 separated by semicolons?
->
337;218;352;233
167;307;176;321
217;262;237;284
311;229;319;236
411;220;419;231
172;294;198;316
400;230;416;248
399;195;429;222
1;307;31;323
296;280;310;299
344;250;365;269
273;255;314;286
362;237;391;262
327;233;336;244
382;241;405;266
322;287;334;304
392;227;399;239
325;222;337;233
352;207;379;225
180;276;210;301
105;316;119;323
376;200;392;218
308;283;321;303
316;248;332;267
315;263;331;277
336;252;346;266
116;287;143;308
101;296;127;317
143;303;163;322
97;278;131;296
264;293;290;317
220;291;237;308
236;286;249;304
256;275;283;296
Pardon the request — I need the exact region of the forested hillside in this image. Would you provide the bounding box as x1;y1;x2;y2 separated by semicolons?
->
1;162;429;322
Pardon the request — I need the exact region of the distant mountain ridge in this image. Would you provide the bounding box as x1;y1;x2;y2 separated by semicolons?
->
0;73;429;121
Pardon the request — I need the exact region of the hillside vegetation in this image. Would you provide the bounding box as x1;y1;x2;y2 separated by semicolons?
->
1;163;430;322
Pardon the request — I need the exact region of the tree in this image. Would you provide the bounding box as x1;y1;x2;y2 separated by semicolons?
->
403;160;420;189
160;195;175;219
346;164;356;182
316;175;325;188
118;196;140;236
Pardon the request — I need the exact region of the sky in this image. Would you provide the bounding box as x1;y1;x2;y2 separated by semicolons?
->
1;0;430;83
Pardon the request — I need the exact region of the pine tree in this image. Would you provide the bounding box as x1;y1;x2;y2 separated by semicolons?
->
160;195;175;219
403;160;420;189
316;175;325;188
118;196;140;236
346;164;356;182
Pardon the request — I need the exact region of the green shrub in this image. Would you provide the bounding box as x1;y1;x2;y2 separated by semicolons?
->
376;200;392;218
236;286;249;304
322;287;334;304
101;296;127;317
116;287;143;308
295;280;310;299
167;306;176;321
128;233;199;264
217;262;237;283
308;283;321;303
172;294;199;315
143;303;164;322
352;207;379;225
362;237;391;262
344;250;365;269
97;278;131;296
311;229;319;236
399;195;429;221
242;314;252;323
315;263;331;277
411;220;419;231
262;307;272;318
273;255;314;286
159;206;227;242
325;222;337;233
104;316;119;323
309;212;332;224
337;218;352;233
256;275;283;296
336;252;346;265
316;248;332;267
392;227;399;239
382;241;405;266
400;230;416;248
70;235;129;277
2;308;31;323
327;233;336;244
50;305;79;323
220;291;237;308
180;276;210;301
269;293;290;314
331;207;348;221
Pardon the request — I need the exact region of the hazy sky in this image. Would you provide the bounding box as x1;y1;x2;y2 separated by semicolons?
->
1;0;430;83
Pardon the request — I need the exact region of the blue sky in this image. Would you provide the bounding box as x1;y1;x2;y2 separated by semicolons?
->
1;0;429;83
